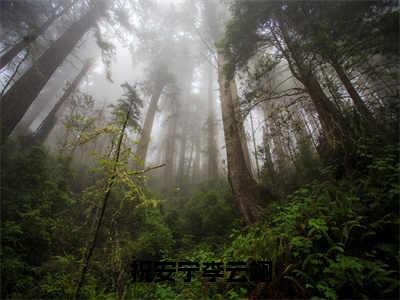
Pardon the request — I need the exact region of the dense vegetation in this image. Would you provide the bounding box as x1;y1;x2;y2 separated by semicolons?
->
2;134;398;299
1;0;399;299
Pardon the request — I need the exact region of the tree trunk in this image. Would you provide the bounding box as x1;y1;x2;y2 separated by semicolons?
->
262;123;275;181
249;110;260;179
330;58;376;125
135;84;164;167
185;141;194;178
0;0;77;70
206;62;218;178
217;52;260;224
230;79;253;175
1;1;104;142
176;128;187;186
33;59;92;143
74;95;131;299
192;135;201;183
279;26;351;150
163;110;177;190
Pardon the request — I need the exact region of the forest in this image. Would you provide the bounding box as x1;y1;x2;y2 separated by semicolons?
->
0;0;399;299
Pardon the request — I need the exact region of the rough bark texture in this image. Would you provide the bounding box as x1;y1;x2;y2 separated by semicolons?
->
135;84;164;167
230;80;253;175
1;2;103;142
217;53;260;224
33;60;92;143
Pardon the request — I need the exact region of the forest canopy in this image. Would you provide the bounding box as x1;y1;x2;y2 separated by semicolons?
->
0;0;399;299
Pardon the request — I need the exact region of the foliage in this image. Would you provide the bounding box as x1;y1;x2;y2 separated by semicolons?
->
218;140;399;299
110;82;143;130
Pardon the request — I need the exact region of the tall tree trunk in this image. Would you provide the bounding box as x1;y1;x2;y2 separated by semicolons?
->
1;1;104;142
270;112;288;171
249;110;260;179
217;53;260;224
0;0;77;70
176;128;187;186
230;79;253;175
163;110;177;190
192;135;201;183
278;26;351;150
135;83;164;167
262;123;275;181
33;59;92;143
176;66;194;185
185;141;194;178
206;62;218;178
330;58;376;125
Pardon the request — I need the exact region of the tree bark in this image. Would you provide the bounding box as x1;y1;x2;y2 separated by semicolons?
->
279;26;351;150
163;110;177;190
135;84;164;167
262;123;275;181
0;0;77;70
217;52;260;224
192;135;201;183
1;1;104;142
249;110;260;179
33;59;92;143
176;127;187;186
230;79;253;175
206;62;219;179
330;58;376;125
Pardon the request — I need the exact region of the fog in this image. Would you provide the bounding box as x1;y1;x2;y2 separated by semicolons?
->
2;0;398;298
1;0;239;193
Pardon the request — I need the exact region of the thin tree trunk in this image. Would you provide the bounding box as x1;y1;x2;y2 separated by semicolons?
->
186;141;194;178
217;52;260;224
176;128;187;186
1;1;104;142
298;107;318;152
262;123;275;181
0;0;77;70
279;25;351;150
164;110;177;190
33;59;92;143
74;99;131;300
207;62;218;178
268;107;288;170
192;135;201;183
330;58;376;125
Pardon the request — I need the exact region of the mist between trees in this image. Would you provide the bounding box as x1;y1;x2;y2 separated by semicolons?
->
0;0;399;299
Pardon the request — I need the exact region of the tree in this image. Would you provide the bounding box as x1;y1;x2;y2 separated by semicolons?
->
217;52;261;224
1;0;107;142
33;59;93;143
222;1;354;154
74;83;143;298
0;0;77;70
134;64;172;168
206;60;218;178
